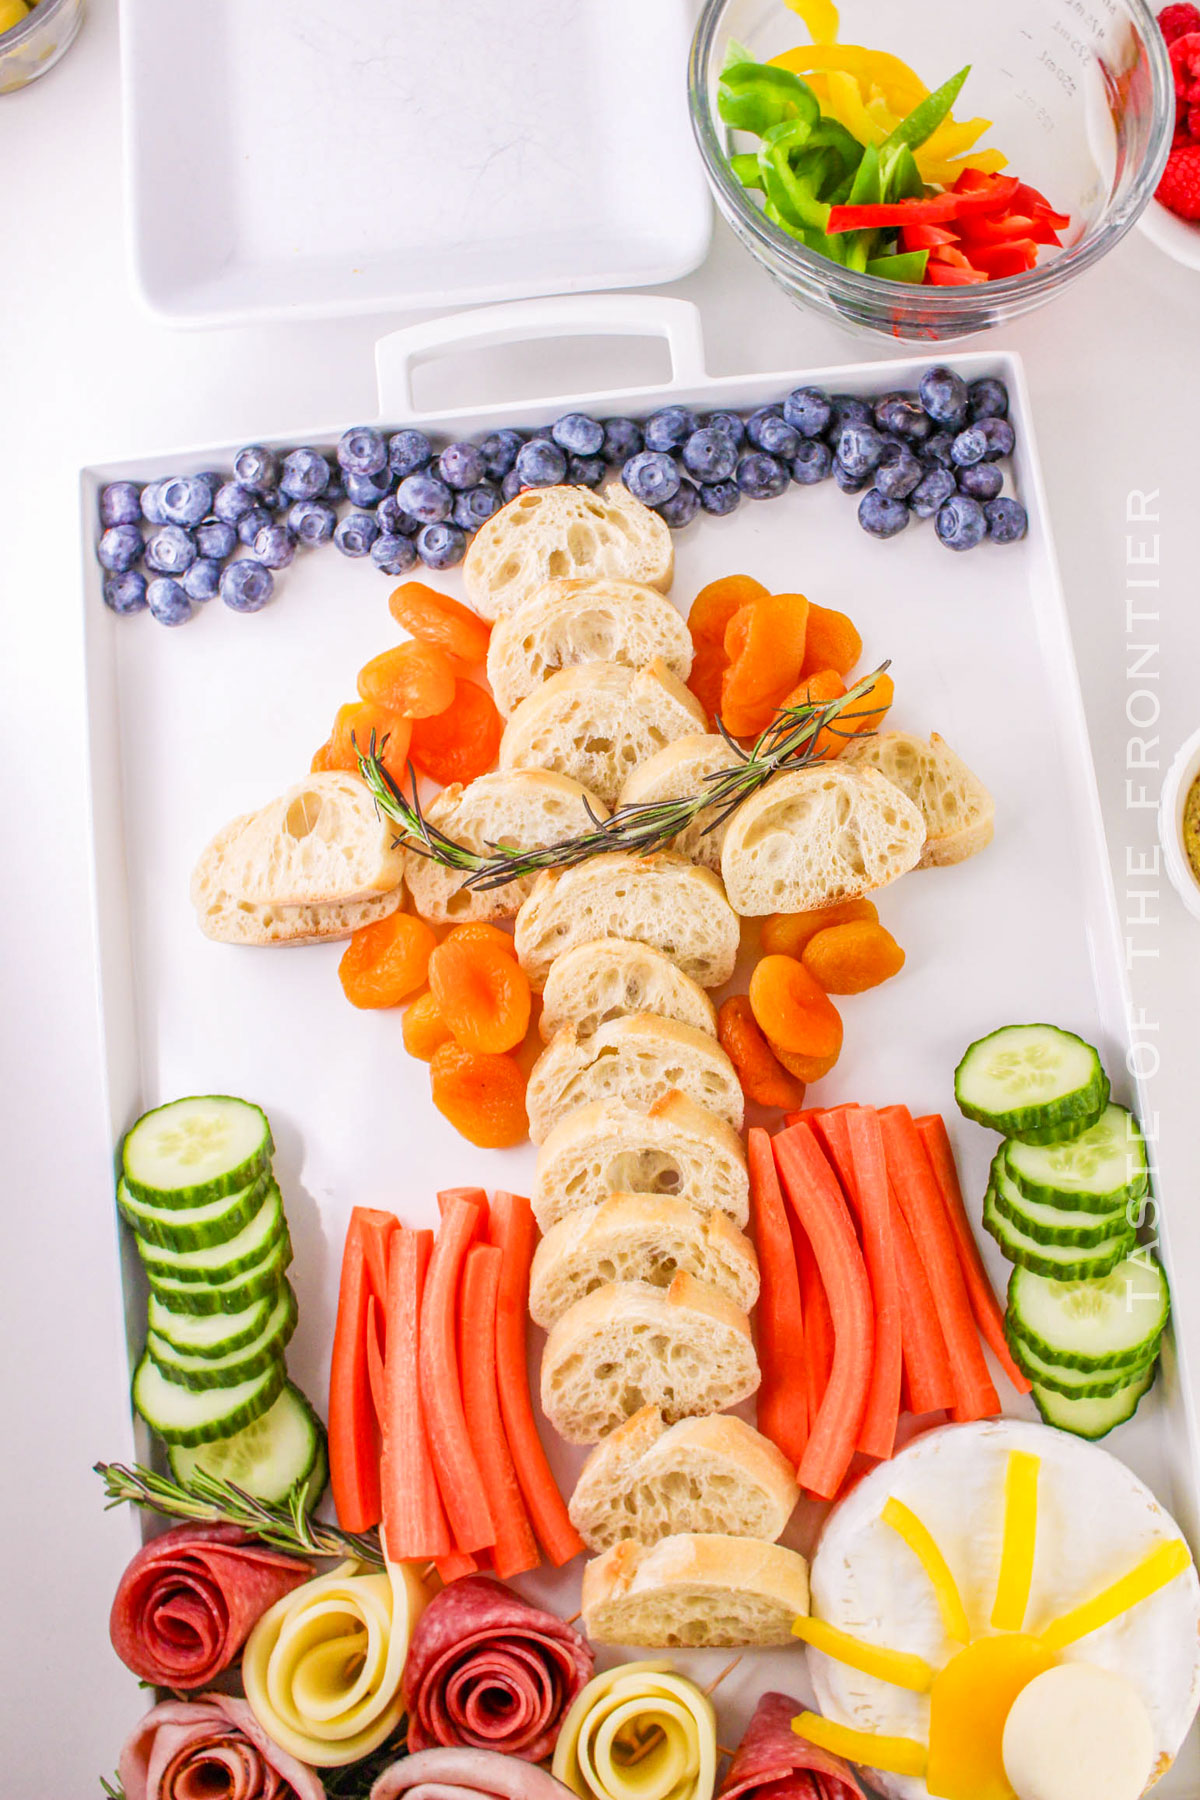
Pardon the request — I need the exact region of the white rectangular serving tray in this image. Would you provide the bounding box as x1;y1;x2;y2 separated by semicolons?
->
82;295;1200;1789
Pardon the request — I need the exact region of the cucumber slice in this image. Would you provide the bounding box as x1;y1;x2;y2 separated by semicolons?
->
1005;1104;1149;1211
1007;1326;1157;1398
148;1230;292;1315
1006;1107;1108;1147
123;1096;272;1207
990;1151;1128;1249
117;1172;271;1253
955;1025;1108;1139
147;1287;276;1358
136;1186;284;1285
1007;1259;1170;1371
983;1186;1133;1281
132;1351;284;1445
168;1381;327;1504
1032;1361;1157;1440
147;1283;297;1390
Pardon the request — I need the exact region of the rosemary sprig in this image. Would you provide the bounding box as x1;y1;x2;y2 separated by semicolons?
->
357;663;890;893
95;1462;384;1568
100;1777;124;1799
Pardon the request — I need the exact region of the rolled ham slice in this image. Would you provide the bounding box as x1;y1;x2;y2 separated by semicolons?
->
403;1575;593;1762
118;1695;325;1800
372;1747;577;1800
109;1523;312;1687
720;1694;864;1800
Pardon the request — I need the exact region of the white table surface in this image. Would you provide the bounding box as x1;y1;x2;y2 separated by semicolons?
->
3;5;1199;1791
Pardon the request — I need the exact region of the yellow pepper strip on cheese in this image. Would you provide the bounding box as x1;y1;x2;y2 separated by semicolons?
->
241;1559;428;1768
552;1661;717;1800
781;0;840;45
792;1616;935;1693
991;1451;1041;1633
881;1497;971;1646
1040;1538;1193;1652
793;1713;927;1779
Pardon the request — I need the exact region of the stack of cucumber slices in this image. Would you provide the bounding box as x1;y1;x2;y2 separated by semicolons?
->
955;1023;1169;1440
120;1095;326;1504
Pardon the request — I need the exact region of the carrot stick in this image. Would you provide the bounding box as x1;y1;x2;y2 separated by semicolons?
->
381;1228;452;1562
795;1223;832;1417
420;1196;496;1552
435;1550;480;1582
914;1114;1031;1396
747;1128;809;1465
438;1187;489;1235
329;1210;393;1531
774;1124;874;1499
366;1294;387;1427
880;1106;1000;1421
847;1108;902;1461
488;1191;584;1566
459;1245;540;1579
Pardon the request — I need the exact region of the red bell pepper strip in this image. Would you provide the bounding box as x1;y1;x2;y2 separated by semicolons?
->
928;243;977;269
459;1244;540;1579
748;1127;809;1465
1013;182;1070;229
964;242;1039;278
925;262;989;286
954;212;1041;244
380;1227;452;1563
420;1195;496;1553
901;222;961;249
328;1207;397;1532
829;195;961;231
847;1108;902;1463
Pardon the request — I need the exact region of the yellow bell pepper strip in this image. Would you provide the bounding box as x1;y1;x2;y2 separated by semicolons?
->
879;66;971;155
782;0;840;45
882;1496;971;1644
991;1451;1041;1632
1040;1538;1193;1651
793;1714;927;1779
934;147;1010;179
823;69;888;146
922;113;995;162
769;45;929;113
793;1615;935;1690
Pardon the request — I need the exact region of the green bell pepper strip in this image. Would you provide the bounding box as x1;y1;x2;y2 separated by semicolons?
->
758;120;832;231
719;60;821;136
729;152;765;191
763;200;849;264
846;142;882;208
865;249;931;283
881;143;926;202
879;65;972;155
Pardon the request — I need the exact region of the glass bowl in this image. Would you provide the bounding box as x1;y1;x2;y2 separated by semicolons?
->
689;0;1173;341
0;0;84;93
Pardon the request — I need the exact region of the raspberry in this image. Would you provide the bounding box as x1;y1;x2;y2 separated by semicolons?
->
1170;31;1200;103
1160;3;1200;43
1190;102;1200;138
1157;143;1200;218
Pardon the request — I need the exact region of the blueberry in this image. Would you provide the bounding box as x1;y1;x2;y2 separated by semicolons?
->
193;519;234;561
238;507;272;547
918;367;970;427
643;406;697;453
791;441;833;485
103;570;148;614
438;441;487;490
909;466;957;519
323;465;346;504
98;524;144;574
831;395;874;432
478;429;524;481
334;512;380;558
371;532;419;576
257;487;287;513
566;455;607;490
198;470;226;496
100;481;141;527
417;522;467;570
957;462;1004;501
253;524;296;569
502;469;526;503
140;481;169;525
515;437;567;487
735;451;788;500
337;426;387;477
220;559;275;612
977;417;1016;461
875;443;923;502
682;428;737;485
922;432;957;470
183;557;221;602
935;494;988;551
657;478;701;528
602;417;643;464
699;479;741;516
747;411;801;459
375;495;419;537
874;394;930;443
969;377;1009;421
388;429;434;479
836;423;887;479
622;450;680;507
278;447;330;501
551;413;604;457
783;387;833;439
345;468;394;508
859;489;911;539
453;483;502;529
950;426;989;468
288;499;338;546
159;475;214;527
213;481;259;525
146;576;193;626
985;497;1028;543
834;461;872;495
702;410;747;447
233;445;277;493
396;472;452;524
145;525;197;575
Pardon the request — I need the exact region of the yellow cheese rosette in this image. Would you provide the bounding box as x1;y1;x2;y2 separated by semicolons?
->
242;1558;428;1768
552;1662;717;1800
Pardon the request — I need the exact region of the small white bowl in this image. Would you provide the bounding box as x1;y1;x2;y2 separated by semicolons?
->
1138;198;1200;270
1159;727;1200;918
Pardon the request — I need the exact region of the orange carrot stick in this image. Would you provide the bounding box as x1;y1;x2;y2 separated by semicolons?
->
435;1550;480;1583
846;1108;902;1461
381;1228;452;1562
748;1127;809;1464
459;1245;540;1579
328;1208;396;1532
794;1221;832;1418
420;1196;496;1552
366;1294;387;1427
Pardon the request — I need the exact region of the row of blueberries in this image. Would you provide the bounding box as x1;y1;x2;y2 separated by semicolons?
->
97;367;1025;625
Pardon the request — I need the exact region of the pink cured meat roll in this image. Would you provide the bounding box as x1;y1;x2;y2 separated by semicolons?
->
371;1747;578;1800
403;1575;594;1762
118;1695;325;1800
720;1694;865;1800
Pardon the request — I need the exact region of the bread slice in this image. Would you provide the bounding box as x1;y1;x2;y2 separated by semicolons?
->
619;734;734;874
540;1273;760;1444
498;660;706;808
526;1014;744;1145
464;483;674;624
569;1409;800;1551
529;1197;760;1329
403;769;607;924
533;1094;750;1234
192;816;403;945
539;938;717;1043
487;578;694;716
514;852;740;992
203;772;406;907
839;729;995;868
720;764;926;916
581;1533;810;1646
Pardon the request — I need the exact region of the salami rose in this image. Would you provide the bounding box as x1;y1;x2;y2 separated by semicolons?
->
109;1523;312;1687
720;1693;864;1800
371;1747;577;1800
403;1576;593;1762
118;1695;325;1800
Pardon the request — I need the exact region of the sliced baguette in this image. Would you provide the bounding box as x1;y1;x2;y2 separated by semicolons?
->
191;816;403;946
464;482;674;624
527;1014;744;1145
487;578;694;716
581;1533;810;1647
514;851;740;992
403;769;607;924
618;734;734;874
533;1094;750;1234
839;729;995;868
569;1409;800;1551
204;772;406;907
499;659;706;807
539;938;717;1043
540;1273;760;1444
720;763;926;916
529;1197;760;1329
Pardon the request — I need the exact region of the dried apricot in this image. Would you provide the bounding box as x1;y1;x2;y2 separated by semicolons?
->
718;996;806;1110
429;935;531;1054
409;679;503;786
778;670;848;759
802;920;906;994
749;954;844;1060
339;912;437;1009
799;603;863;679
329;701;413;786
429;1042;529;1147
388;581;492;665
311;740;337;773
357;641;457;719
686;639;728;722
688;575;768;647
842;669;894;743
771;1042;840;1084
721;594;809;737
443;922;516;959
402;990;453;1061
761;898;879;959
